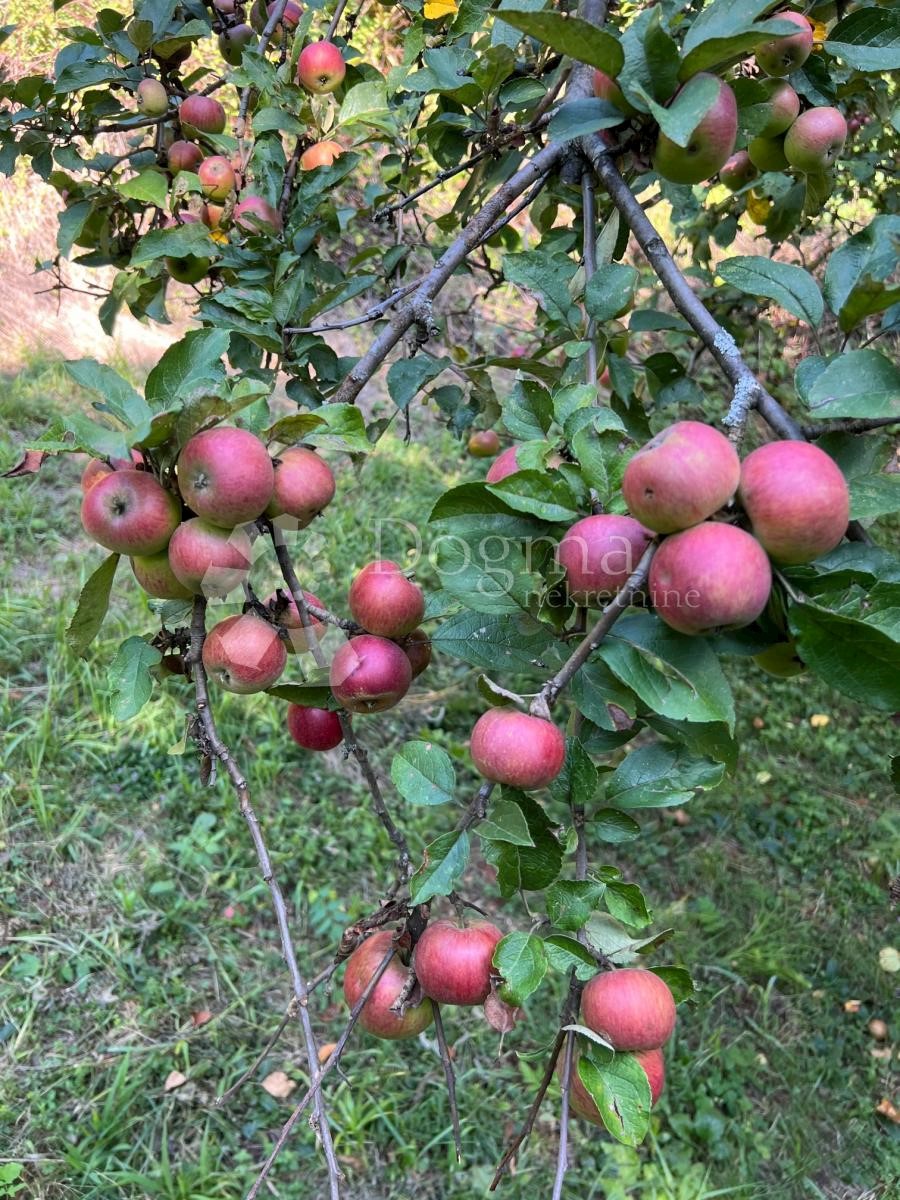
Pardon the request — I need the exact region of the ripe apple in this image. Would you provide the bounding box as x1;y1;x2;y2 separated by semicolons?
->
784;107;847;173
81;469;180;556
136;78;168;117
748;134;789;173
719;150;758;190
179;95;226;136
756;79;801;137
581;968;676;1052
348;560;425;638
287;703;343;751
81;451;144;491
300;140;343;170
218;23;254;66
131;550;193;600
267;589;327;652
593;68;637;116
267;446;336;524
168;517;253;596
414;920;503;1006
296;41;346;94
556;514;653;604
468;430;500;458
202;202;226;230
648;522;772;636
343;930;433;1040
738;440;849;564
753;639;806;678
470;707;566;790
622;420;740;534
177;426;274;528
167;140;203;174
401;628;431;679
202;613;287;693
485;444;521;483
755;11;814;77
198;155;236;201
214;0;236;11
652;74;738;186
269;0;302;29
330;635;413;713
233;195;283;234
566;1047;665;1123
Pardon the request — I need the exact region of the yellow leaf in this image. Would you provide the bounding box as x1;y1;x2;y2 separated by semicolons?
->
424;0;458;18
746;191;772;224
843;999;862;1013
809;713;830;728
878;946;900;973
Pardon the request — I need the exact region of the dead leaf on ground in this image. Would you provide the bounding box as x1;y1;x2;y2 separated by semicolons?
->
875;1097;900;1124
261;1069;296;1099
164;1070;187;1092
318;1042;338;1064
843;999;862;1013
192;1009;213;1027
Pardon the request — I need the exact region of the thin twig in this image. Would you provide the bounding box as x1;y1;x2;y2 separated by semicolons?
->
432;1004;463;1162
800;416;899;437
581;170;599;387
552;1030;576;1200
489;1028;567;1189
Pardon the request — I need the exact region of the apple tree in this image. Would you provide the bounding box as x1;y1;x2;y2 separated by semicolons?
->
2;0;899;1192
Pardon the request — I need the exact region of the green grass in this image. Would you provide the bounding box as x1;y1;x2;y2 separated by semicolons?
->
1;356;898;1200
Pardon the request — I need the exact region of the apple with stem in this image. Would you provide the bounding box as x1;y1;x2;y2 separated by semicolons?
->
343;930;433;1040
177;426;274;528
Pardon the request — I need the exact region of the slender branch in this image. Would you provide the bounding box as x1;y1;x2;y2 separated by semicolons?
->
432;1004;463;1162
456;781;494;833
326;0;351;40
237;0;290;141
800;416;900;438
552;1030;576;1200
489;1028;567;1190
188;598;341;1199
284;281;419;335
581;171;599;387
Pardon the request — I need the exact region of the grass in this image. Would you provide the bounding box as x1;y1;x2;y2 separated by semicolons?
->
1;355;898;1200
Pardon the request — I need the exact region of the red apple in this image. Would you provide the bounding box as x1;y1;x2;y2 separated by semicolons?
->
719;150;758;190
649;522;772;636
131;550;193;600
233;195;283;234
198;155;236;201
557;514;653;604
168;517;253;596
468;430;501;458
329;634;412;713
593;68;637;116
202;612;287;693
167;140;204;174
202;202;226;229
401;628;431;679
566;1047;665;1124
652;74;738;186
738;440;849;564
296;41;346;94
343;930;433;1040
621;420;740;534
267;589;326;652
784;106;847;173
755;11;813;77
269;0;302;29
136;78;168;117
179;94;226;136
287;704;343;751
267;446;335;524
470;707;566;790
81;450;144;492
299;140;343;170
81;469;180;556
177;426;274;528
348;560;425;638
218;23;254;66
756;79;801;138
581;968;676;1052
485;445;521;483
414;920;503;1006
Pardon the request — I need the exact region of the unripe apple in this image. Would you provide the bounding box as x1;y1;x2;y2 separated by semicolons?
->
267;446;336;524
81;469;180;556
299;140;344;171
168;518;253;596
719;150;758;190
179;94;226;136
81;450;144;492
755;11;813;77
330;635;412;713
592;68;637;116
470;707;566;790
468;429;500;458
738;440;849;564
202;613;287;693
753;640;806;678
401;628;432;679
166;253;210;285
202;202;226;230
485;444;521;483
566;1047;665;1123
296;41;346;94
348;560;425;638
652;74;738;186
756;79;801;137
177;426;274;528
167;139;203;174
218;23;254;66
136;78;169;117
415;920;502;1006
131;550;193;600
582;968;676;1052
266;589;326;652
233;195;283;234
622;420;740;534
198;155;236;201
748;134;789;173
287;703;343;751
557;514;653;604
649;522;772;636
784;107;847;173
343;930;433;1040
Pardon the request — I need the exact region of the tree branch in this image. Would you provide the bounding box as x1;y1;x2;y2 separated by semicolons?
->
432;1004;463;1162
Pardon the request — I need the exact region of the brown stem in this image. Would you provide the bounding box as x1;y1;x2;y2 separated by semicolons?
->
489;1027;567;1190
433;1004;463;1162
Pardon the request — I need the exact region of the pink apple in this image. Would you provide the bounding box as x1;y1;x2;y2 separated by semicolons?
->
343;930;433;1040
719;150;758;190
485;444;521;483
566;1047;665;1124
296;41;346;94
202;613;287;693
267;446;335;524
470;707;566;790
330;635;412;713
755;11;813;77
557;514;653;604
414;920;503;1006
592;68;637;116
168;518;252;596
348;560;425;638
167;140;204;174
233;195;283;234
81;469;180;556
652;74;738;186
287;704;343;751
784;107;847;173
179;95;226;136
177;426;274;528
198;155;236;201
581;968;676;1052
756;79;801;138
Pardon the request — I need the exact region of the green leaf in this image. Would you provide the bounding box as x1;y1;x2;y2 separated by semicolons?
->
544;935;598;980
717;256;823;327
486;469;580;522
303;404;371;453
679;2;802;77
584;263;638;323
130;223;214;267
502;379;553;440
493;11;623;76
430;610;556;672
489;793;564;897
433;532;542;616
117;167;169;208
502;250;579;327
826;9;900;72
607;744;726;809
65;359;150;427
548;98;625;142
409;830;470;904
492;931;548;1006
63;412;131;461
806;351;900;420
593;808;641;844
604;880;651;929
477;797;535;846
266;683;334;707
390;741;456;806
386;355;452;410
637;72;720;149
850;474;900;522
546;880;605;932
823;216;900;332
577;1053;651;1147
789;601;900;711
66;553;120;657
651;966;695;1004
145;328;230;410
108;636;161;721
